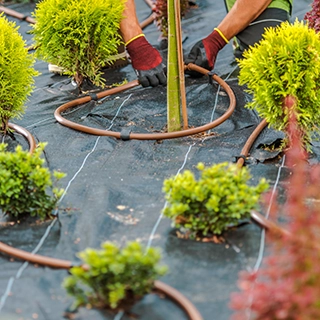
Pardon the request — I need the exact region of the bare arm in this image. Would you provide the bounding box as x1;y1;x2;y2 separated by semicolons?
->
218;0;273;40
120;0;142;43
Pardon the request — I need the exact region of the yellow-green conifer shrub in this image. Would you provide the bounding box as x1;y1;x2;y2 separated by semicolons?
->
238;20;320;149
163;162;269;238
0;14;38;133
63;241;168;311
0;143;66;219
32;0;125;88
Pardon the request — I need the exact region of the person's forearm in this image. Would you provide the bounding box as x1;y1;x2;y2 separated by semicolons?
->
218;0;273;40
120;0;143;43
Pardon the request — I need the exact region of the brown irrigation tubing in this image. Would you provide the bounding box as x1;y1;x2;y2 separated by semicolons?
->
236;119;268;168
231;119;290;236
54;64;236;140
0;241;203;320
0;5;153;27
175;0;188;130
140;12;157;29
231;119;289;235
154;280;203;320
0;241;73;269
250;210;290;237
8;122;37;153
0;4;155;29
0;5;36;24
144;0;156;10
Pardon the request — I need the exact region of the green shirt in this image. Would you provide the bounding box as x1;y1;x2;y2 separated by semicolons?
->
225;0;292;14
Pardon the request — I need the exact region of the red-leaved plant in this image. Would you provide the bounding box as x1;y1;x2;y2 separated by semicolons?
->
305;0;320;33
229;98;320;319
154;0;190;38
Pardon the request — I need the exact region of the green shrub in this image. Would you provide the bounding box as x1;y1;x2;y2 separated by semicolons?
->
32;0;125;88
63;241;168;311
0;14;38;133
0;143;65;219
163;162;269;238
238;20;320;149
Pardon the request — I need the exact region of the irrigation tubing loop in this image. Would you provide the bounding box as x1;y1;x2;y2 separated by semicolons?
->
8;122;37;153
0;3;291;319
54;64;237;140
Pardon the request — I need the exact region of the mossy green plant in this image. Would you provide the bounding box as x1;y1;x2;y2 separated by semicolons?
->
32;0;125;88
63;241;168;311
0;13;38;133
0;143;65;219
238;20;320;150
163;162;269;238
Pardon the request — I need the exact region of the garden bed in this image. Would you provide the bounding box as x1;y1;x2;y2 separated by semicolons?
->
0;1;316;320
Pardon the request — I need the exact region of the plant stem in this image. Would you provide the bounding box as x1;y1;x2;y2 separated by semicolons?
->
167;0;182;132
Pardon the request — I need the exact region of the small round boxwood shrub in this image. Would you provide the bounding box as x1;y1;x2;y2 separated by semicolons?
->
238;20;320;149
163;162;269;238
0;14;38;133
0;143;65;219
32;0;125;88
63;241;168;311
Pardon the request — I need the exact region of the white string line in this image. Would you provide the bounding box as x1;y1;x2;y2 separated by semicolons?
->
25;88;117;129
249;19;286;26
113;310;125;320
145;68;237;252
58;94;132;203
145;143;196;252
253;154;286;271
31;78;72;93
245;155;286;320
25;117;54;129
0;94;132;313
208;65;238;134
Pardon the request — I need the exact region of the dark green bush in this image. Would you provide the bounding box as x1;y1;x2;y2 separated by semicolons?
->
0;143;65;219
238;20;320;150
63;241;168;311
32;0;125;88
163;162;269;238
0;14;38;133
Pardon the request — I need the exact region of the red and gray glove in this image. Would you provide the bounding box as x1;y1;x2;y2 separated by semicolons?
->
126;34;166;87
185;29;228;77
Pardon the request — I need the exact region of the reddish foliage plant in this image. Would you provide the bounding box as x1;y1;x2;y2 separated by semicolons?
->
305;0;320;33
154;0;190;38
229;101;320;319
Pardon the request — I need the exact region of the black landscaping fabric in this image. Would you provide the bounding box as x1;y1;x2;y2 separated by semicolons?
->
0;1;316;320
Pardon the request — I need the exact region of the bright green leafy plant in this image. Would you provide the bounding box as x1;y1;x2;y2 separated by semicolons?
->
0;143;65;219
63;241;168;311
0;14;38;133
32;0;125;89
163;162;269;238
238;20;320;150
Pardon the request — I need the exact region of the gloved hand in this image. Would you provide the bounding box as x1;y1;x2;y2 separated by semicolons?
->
185;29;228;77
126;34;166;87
